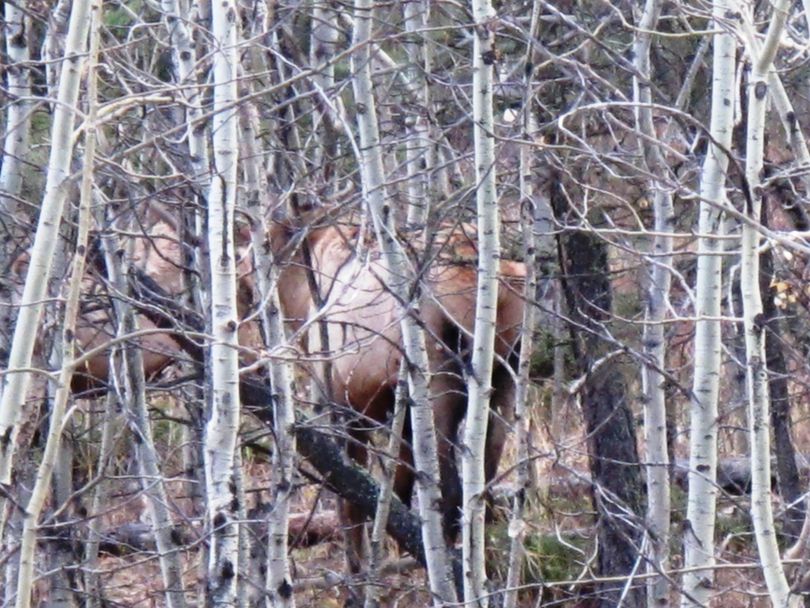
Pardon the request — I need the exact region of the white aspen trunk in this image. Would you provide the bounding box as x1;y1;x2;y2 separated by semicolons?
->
462;0;499;605
14;1;98;598
364;364;409;608
100;210;188;607
504;7;541;607
0;0;31;218
0;0;91;485
309;0;342;182
352;1;457;603
403;0;432;228
205;0;241;602
233;451;250;608
736;3;810;215
239;100;297;608
632;0;673;605
738;2;797;605
0;0;32;392
160;0;210;186
43;0;71;103
161;0;210;325
680;5;736;606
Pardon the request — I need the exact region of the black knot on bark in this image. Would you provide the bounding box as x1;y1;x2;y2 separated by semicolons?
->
170;527;183;546
278;579;293;599
213;512;227;528
754;81;767;100
221;559;235;579
481;50;497;65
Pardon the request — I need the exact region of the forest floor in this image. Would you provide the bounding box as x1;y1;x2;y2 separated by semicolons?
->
77;384;809;607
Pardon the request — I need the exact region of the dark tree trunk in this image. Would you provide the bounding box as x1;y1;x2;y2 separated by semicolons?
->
760;212;804;542
554;190;645;607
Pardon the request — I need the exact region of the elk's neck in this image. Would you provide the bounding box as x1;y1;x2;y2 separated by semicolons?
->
275;261;315;328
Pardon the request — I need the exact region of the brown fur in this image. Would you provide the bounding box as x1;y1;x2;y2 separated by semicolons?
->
264;214;526;569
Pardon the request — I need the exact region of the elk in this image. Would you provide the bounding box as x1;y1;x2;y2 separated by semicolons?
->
5;219;189;393
254;207;527;570
6;205;527;574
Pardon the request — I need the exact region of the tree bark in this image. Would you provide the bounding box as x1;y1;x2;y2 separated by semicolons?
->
680;5;736;604
555;217;644;608
504;6;542;607
461;0;500;604
14;2;98;599
204;0;242;602
239;99;297;608
632;0;673;603
0;0;91;484
739;1;796;604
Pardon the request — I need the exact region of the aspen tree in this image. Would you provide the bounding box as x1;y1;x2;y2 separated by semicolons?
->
352;0;457;602
13;1;99;602
239;100;297;608
403;0;433;228
633;0;673;604
364;365;409;608
204;0;242;602
738;0;798;605
0;0;31;234
504;5;541;607
681;5;736;605
0;0;91;484
462;0;500;603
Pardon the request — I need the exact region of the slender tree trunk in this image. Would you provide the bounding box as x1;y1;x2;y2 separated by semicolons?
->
681;4;736;604
0;0;32;319
43;0;71;104
461;1;500;603
239;99;297;608
632;0;673;604
14;1;98;598
403;0;432;228
0;0;31;212
0;0;91;485
739;1;796;605
309;0;342;188
103;213;189;607
204;0;242;602
351;1;457;603
84;389;122;608
504;5;541;597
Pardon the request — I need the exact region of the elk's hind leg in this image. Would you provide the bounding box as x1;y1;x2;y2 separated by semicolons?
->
342;421;371;576
429;369;468;542
484;361;517;519
341;386;395;576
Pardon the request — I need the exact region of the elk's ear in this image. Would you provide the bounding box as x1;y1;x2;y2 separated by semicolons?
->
234;215;254;247
10;250;30;280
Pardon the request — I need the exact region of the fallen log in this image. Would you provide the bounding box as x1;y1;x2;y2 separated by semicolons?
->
95;511;341;556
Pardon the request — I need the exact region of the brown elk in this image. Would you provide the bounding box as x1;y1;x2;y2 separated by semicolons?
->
256;208;526;570
5;219;188;393
7;206;527;574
